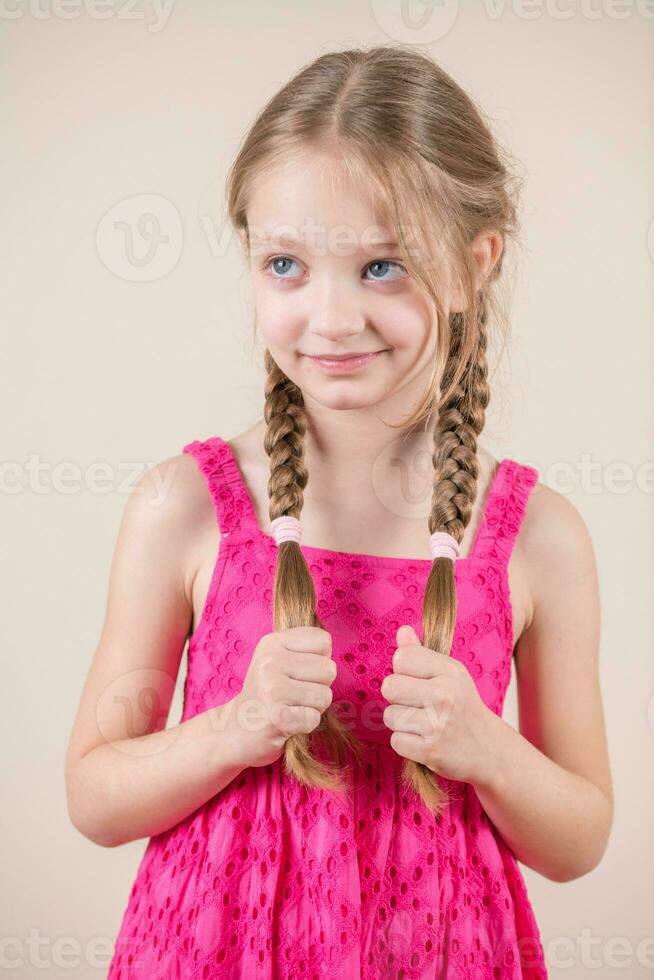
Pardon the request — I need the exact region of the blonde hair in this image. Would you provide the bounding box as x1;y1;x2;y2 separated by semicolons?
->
225;44;523;815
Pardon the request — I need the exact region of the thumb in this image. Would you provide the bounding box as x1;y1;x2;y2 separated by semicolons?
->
396;624;419;646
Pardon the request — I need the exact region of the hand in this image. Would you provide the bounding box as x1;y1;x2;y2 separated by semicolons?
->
222;626;337;770
380;624;494;785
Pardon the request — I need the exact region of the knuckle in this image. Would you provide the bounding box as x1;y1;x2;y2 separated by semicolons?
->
440;688;456;709
427;677;439;698
309;684;331;710
441;679;456;703
290;708;310;734
302;706;321;731
285;709;300;734
259;656;278;680
259;632;279;655
266;681;284;703
319;631;333;655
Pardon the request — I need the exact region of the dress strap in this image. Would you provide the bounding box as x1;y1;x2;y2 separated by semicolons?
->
182;436;259;537
471;458;540;567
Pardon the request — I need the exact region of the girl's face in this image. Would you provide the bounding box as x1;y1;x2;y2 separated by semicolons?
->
246;151;441;417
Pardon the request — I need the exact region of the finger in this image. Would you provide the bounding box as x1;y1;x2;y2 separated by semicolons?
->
381;673;433;707
396;624;420;646
281;626;332;656
389;730;430;766
282;651;337;685
278;678;334;711
392;645;449;679
383;703;431;736
273;703;322;735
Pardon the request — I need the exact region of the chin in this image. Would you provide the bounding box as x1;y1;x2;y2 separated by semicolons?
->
304;386;385;412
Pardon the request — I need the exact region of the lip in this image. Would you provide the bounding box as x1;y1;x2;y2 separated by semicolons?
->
304;350;386;373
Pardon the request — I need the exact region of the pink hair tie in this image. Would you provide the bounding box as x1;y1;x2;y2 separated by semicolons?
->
429;531;460;562
270;515;303;546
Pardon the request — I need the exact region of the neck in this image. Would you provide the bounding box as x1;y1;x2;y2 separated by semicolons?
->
253;408;439;512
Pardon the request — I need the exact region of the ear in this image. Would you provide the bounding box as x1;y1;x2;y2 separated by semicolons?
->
448;230;504;313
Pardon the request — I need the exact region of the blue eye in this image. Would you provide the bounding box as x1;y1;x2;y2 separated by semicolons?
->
364;260;406;281
264;256;407;281
267;256;300;278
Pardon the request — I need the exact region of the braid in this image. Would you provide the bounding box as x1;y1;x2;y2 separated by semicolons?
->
401;300;491;813
262;349;362;790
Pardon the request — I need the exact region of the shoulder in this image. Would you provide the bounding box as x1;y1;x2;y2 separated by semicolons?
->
119;451;220;595
515;475;599;631
518;476;596;566
125;450;214;534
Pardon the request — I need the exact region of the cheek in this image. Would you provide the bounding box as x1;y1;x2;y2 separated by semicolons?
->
382;302;435;357
254;287;302;347
261;318;299;350
370;281;432;345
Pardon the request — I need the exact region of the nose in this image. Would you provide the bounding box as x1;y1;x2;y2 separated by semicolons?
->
306;277;367;343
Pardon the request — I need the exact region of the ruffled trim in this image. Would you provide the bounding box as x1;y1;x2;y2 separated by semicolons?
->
183;436;540;572
182;437;257;536
474;459;540;566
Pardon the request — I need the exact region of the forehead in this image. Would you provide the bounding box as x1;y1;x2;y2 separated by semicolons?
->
246;150;397;251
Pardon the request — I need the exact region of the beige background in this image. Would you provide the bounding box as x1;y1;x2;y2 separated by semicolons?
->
2;3;652;978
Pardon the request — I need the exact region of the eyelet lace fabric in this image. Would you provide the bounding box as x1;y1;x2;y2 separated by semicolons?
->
107;436;547;979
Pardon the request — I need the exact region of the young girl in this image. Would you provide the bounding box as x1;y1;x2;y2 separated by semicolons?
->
65;45;613;979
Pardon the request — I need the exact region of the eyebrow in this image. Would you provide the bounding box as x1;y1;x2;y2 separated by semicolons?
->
249;233;400;250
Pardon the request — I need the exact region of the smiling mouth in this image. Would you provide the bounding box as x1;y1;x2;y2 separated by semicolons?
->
304;347;387;361
304;350;387;360
303;350;387;373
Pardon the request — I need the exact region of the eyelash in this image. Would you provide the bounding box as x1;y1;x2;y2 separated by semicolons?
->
263;256;407;281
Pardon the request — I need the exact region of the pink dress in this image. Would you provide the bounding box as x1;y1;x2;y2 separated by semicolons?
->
107;435;548;980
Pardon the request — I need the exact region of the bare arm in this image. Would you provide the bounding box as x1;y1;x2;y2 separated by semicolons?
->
471;484;614;883
67;705;246;848
64;454;245;848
